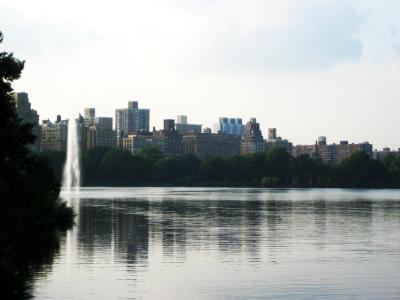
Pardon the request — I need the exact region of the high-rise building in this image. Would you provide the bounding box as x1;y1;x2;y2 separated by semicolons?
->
176;115;187;125
115;101;150;142
122;132;159;154
268;128;277;140
164;119;175;132
214;117;245;136
292;138;373;162
128;101;138;109
82;108;115;149
241;118;265;154
14;92;41;152
265;128;292;154
182;133;241;158
373;148;400;161
175;115;202;134
40;118;68;152
86;126;115;150
84;108;96;118
293;144;316;158
122;120;182;156
115;109;127;141
83;108;113;130
334;141;373;161
318;136;327;145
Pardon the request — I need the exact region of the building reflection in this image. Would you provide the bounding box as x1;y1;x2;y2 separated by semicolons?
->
242;201;263;261
116;201;149;265
313;200;327;249
73;193;381;275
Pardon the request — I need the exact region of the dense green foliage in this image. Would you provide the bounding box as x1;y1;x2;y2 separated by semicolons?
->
0;32;74;298
41;146;400;188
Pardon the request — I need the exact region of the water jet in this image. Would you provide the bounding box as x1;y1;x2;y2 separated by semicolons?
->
62;117;80;193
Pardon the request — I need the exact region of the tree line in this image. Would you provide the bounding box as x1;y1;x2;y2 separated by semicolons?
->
41;146;400;188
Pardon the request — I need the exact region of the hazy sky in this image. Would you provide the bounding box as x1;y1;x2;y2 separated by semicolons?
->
1;0;399;149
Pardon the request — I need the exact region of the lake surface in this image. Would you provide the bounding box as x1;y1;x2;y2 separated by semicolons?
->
32;188;400;299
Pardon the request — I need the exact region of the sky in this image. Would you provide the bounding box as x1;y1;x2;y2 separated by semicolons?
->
1;0;399;149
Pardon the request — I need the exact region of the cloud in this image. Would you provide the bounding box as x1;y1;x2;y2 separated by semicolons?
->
0;4;100;59
393;43;400;55
204;1;364;71
389;27;400;56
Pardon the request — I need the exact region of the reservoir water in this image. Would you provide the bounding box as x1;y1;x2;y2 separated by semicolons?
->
32;188;400;299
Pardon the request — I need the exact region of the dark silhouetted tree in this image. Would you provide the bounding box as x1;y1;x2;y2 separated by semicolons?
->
0;31;74;298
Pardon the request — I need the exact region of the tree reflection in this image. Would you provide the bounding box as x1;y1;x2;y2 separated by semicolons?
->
71;193;385;277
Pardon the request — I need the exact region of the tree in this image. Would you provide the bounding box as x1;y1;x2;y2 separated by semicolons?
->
263;147;291;186
0;31;74;298
245;152;267;184
81;146;111;185
100;149;136;185
337;151;385;187
200;156;228;185
153;156;180;183
383;154;400;186
225;154;249;185
289;154;317;186
40;150;66;181
137;147;163;164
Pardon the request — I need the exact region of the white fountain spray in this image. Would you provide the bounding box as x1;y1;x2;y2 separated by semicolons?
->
62;117;81;194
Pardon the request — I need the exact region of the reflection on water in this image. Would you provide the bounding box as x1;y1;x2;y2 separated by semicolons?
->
34;188;400;299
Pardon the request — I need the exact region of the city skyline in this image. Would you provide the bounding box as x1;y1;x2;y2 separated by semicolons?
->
16;92;399;151
1;0;400;149
15;89;394;171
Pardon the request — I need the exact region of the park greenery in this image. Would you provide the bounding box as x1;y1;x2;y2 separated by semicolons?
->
41;146;400;188
0;32;74;298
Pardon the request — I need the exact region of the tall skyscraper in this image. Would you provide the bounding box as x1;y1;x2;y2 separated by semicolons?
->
215;117;244;136
40;117;68;152
84;108;95;118
241;118;265;154
176;115;187;125
86;125;115;150
82;108;115;149
83;108;112;129
115;101;150;141
318;136;327;145
14;92;39;124
268;128;277;140
164;119;175;132
14;92;41;152
128;101;138;109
